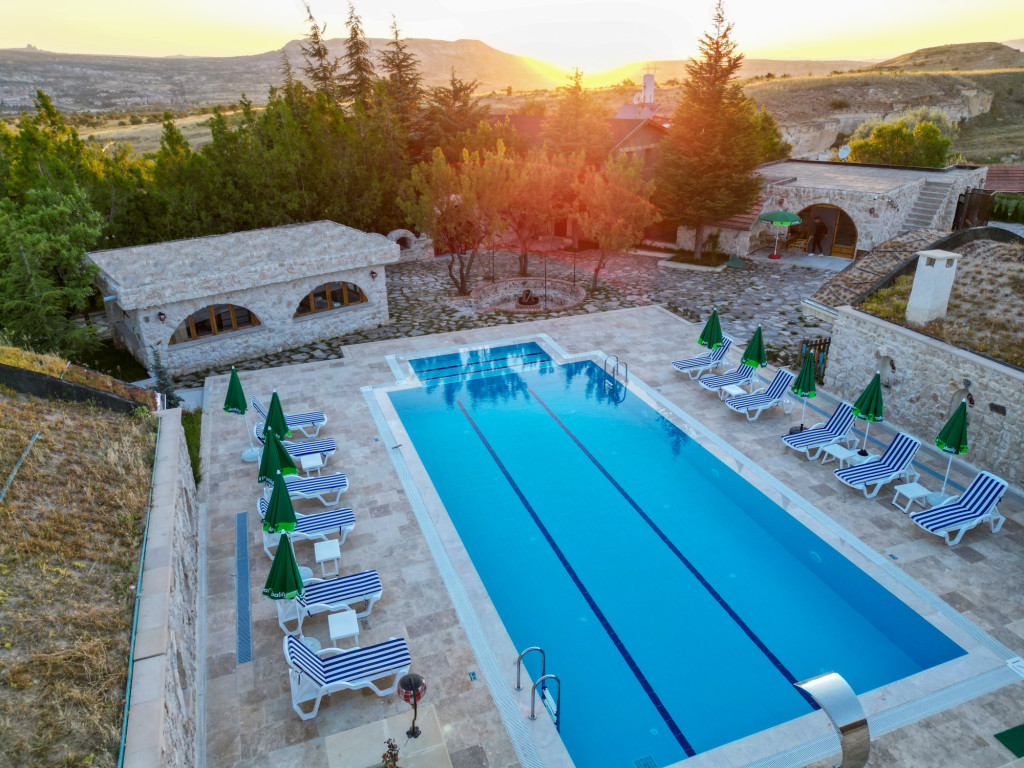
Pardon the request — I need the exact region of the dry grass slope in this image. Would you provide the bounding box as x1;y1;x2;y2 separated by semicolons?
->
0;392;156;768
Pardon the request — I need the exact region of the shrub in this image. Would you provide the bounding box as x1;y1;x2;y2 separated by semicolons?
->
829;97;850;109
992;193;1024;223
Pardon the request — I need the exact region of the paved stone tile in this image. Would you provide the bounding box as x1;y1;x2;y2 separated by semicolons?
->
200;306;1024;768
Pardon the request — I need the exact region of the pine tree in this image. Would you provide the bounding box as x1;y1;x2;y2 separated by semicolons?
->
420;70;490;161
149;345;182;408
652;1;766;260
377;16;423;127
340;3;375;106
541;69;612;167
299;2;342;102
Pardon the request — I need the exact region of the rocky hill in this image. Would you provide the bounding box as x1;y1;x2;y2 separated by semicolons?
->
872;42;1024;72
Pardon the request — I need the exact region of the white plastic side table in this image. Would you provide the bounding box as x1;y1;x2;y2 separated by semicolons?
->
313;539;341;578
300;452;325;477
892;482;931;512
328;610;360;648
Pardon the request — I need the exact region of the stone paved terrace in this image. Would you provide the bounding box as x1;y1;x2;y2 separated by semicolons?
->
199;306;1024;768
760;160;983;194
175;249;836;387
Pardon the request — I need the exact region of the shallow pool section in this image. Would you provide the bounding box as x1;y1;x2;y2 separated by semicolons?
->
389;359;965;767
406;341;552;384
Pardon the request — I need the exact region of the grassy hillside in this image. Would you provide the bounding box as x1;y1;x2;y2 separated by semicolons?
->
873;42;1024;72
953;71;1024;162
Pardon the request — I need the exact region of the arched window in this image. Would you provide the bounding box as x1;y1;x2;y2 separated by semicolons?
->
169;304;260;344
294;282;367;317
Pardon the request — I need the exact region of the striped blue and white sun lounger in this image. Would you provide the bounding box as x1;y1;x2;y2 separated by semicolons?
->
780;402;857;460
834;432;921;498
725;369;795;421
698;366;756;398
256;497;355;558
284;635;411;719
671;337;733;379
909;471;1008;546
256;429;336;461
252;396;328;437
266;472;350;506
277;570;383;633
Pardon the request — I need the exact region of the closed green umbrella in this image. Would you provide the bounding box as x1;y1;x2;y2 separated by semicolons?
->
790;353;817;431
852;371;884;454
263;532;304;600
697;308;724;349
263;471;297;533
258;430;297;484
224;367;259;462
740;326;767;368
264;390;292;441
935;399;969;495
757;211;801;258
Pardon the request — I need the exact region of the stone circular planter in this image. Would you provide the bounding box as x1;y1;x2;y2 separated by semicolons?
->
471;277;587;314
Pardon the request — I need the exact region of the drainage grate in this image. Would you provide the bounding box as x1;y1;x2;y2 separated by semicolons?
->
235;511;252;664
633;756;658;768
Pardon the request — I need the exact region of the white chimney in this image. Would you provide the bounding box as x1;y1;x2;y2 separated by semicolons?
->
642;73;655;104
905;249;959;325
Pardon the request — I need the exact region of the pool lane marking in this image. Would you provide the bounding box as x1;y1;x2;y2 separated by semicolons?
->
526;387;821;712
456;399;697;758
414;350;549;376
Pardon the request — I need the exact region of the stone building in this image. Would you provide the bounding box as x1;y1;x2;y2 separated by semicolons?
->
89;221;399;376
674;160;988;257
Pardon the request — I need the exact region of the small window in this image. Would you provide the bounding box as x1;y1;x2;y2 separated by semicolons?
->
294;282;367;317
170;304;260;344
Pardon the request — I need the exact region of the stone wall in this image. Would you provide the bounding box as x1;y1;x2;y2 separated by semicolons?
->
825;306;1024;488
929;166;989;229
116;266;390;375
123;409;200;767
386;229;434;262
674;225;756;257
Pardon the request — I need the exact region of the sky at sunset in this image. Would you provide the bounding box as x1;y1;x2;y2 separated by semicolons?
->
2;0;1021;72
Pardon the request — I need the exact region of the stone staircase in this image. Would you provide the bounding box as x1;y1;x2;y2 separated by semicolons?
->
904;181;954;230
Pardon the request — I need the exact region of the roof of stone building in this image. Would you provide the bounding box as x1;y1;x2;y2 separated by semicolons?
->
984;165;1024;193
88;221;399;311
809;228;948;307
759;160;983;194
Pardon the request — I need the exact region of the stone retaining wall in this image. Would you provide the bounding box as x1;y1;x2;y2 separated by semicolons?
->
123;409;200;767
825;306;1024;487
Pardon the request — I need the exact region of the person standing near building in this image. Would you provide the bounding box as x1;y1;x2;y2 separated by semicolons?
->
809;216;828;257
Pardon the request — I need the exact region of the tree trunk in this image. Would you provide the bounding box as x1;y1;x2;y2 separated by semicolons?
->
590;250;608;291
518;249;529;277
693;223;705;262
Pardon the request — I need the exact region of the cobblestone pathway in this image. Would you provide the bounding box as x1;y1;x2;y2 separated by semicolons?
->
174;250;837;386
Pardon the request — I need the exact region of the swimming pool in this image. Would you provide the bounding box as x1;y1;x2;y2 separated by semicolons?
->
387;345;966;767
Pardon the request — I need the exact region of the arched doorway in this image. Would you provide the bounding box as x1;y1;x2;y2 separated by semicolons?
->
788;204;858;258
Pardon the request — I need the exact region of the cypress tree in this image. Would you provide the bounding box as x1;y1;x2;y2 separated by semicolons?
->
341;3;375;106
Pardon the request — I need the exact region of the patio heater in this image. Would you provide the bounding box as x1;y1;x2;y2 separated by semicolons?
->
399;673;427;738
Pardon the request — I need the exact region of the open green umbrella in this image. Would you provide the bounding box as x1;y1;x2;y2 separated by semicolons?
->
740;326;767;368
263;532;304;600
263;470;297;533
935;399;969;495
790;353;817;431
697;308;724;349
257;430;297;484
263;390;292;441
852;371;884;454
224;367;259;462
757;211;802;258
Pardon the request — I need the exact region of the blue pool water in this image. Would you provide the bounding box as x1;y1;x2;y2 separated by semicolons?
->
389;353;964;767
407;341;552;383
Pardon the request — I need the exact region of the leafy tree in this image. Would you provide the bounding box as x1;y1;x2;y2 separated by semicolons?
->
573;154;660;289
748;103;791;163
491;147;569;275
299;3;343;102
0;185;103;355
652;1;764;260
400;147;505;294
850;106;958;143
420;71;490;161
541;69;611;167
848;118;952;167
341;3;375;106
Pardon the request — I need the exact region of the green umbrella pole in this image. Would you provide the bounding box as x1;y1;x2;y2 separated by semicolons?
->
860;420;872;455
242;410;259;463
798;397;808;430
941;453;954;495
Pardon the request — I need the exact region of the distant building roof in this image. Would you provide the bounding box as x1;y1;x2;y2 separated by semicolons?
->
760;159;983;195
614;103;663;121
89;221;398;310
984;165;1024;193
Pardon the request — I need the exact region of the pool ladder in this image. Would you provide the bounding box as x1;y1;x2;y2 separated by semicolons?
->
603;356;629;402
515;646;561;730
